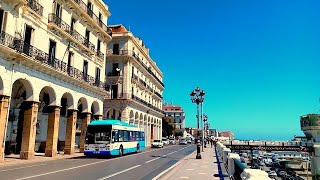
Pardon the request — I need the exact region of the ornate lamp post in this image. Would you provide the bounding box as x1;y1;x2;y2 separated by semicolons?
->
190;87;205;159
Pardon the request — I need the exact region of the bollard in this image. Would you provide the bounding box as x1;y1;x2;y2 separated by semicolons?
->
196;139;202;159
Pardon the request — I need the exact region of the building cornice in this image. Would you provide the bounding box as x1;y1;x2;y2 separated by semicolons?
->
94;0;111;17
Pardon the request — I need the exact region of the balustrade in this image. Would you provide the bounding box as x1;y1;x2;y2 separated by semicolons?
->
0;31;105;90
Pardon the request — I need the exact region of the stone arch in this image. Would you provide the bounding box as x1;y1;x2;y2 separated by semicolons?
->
134;112;139;126
90;101;100;115
105;108;116;119
38;86;57;110
0;75;3;95
11;78;34;101
129;110;134;124
60;92;74;116
144;114;147;123
6;79;35;157
77;97;88;113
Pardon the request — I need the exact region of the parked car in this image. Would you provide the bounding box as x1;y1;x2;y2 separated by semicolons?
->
179;138;187;145
162;137;169;145
151;140;163;148
268;170;277;178
186;137;192;144
169;138;176;144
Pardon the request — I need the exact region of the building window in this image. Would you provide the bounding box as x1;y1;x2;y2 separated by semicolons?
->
87;1;93;17
53;1;62;18
71;18;76;31
0;9;7;32
113;44;119;54
97;39;101;52
48;40;56;65
112;63;119;76
67;51;74;68
95;67;101;84
83;60;88;80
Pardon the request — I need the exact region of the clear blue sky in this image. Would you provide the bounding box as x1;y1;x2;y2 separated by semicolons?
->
105;0;320;140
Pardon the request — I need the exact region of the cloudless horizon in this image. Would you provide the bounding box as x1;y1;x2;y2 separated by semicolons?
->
105;0;320;140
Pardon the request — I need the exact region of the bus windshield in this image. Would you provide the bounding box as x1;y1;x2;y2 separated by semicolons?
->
86;125;112;144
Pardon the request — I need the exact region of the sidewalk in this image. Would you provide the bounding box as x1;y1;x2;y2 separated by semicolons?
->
158;145;229;180
0;150;85;167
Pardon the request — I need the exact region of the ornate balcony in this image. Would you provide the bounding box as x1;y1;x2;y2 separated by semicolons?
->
26;0;43;16
64;0;112;41
96;50;104;62
154;91;163;99
48;14;96;57
0;31;108;94
107;49;164;88
106;72;122;84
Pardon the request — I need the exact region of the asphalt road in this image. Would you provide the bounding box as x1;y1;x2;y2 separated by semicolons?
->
0;144;195;180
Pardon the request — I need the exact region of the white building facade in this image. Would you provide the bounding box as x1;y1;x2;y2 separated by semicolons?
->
0;0;111;162
104;25;164;147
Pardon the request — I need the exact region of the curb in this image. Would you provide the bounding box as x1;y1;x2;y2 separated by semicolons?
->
152;150;196;180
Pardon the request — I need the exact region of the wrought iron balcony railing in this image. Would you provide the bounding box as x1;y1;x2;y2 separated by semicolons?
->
0;31;106;91
139;78;147;87
107;49;164;87
154;91;162;99
96;50;104;61
70;0;112;36
48;14;96;54
27;0;43;16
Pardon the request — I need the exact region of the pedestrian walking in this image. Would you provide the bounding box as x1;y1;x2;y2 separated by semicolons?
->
210;138;213;148
57;138;61;154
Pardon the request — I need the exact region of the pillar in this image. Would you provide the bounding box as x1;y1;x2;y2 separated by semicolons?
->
80;112;91;153
144;122;148;147
312;144;320;179
64;109;77;155
20;101;39;160
0;95;9;163
45;106;60;157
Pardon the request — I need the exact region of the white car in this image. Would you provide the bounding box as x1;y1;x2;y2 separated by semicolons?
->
179;138;187;145
169;138;176;144
162;138;169;145
151;140;163;148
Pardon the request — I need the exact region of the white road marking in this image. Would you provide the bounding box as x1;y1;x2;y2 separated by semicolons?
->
0;164;47;172
145;157;161;164
15;145;174;180
96;165;141;180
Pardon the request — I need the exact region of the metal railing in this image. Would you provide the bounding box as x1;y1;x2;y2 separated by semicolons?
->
0;31;106;91
27;0;43;16
107;49;164;87
48;14;96;53
96;49;104;61
70;0;112;36
154;91;162;99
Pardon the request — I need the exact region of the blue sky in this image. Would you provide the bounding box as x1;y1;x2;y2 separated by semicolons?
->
105;0;320;140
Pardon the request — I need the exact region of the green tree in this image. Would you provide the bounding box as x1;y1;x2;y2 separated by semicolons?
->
162;116;175;137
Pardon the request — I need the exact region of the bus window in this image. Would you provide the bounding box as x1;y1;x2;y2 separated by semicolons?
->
86;132;95;144
119;130;123;142
95;131;111;144
131;131;135;141
124;131;129;142
141;132;145;141
113;131;119;142
136;132;140;141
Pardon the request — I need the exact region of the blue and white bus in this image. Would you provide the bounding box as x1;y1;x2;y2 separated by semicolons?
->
84;119;145;156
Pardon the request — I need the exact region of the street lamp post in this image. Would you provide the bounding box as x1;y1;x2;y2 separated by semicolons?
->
203;114;208;149
190;87;205;159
